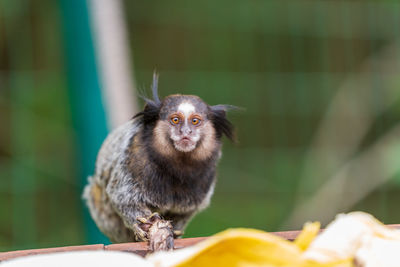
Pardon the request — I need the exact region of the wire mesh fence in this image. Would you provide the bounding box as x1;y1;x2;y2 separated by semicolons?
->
0;0;400;251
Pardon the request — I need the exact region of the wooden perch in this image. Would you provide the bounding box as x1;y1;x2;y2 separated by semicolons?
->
1;225;399;262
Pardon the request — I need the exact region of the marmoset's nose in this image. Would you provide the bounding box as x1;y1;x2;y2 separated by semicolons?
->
180;125;192;135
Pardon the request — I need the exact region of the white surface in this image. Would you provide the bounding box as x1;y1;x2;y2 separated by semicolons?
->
1;251;151;267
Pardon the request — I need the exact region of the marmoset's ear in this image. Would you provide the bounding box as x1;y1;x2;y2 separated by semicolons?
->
133;72;162;125
209;104;237;141
149;71;161;105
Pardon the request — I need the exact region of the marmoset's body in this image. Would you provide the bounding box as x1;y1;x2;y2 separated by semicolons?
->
83;74;234;250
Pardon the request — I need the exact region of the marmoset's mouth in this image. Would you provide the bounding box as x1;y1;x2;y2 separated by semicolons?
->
174;137;196;152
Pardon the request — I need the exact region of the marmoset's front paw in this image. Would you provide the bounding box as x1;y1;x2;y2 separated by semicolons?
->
136;213;174;251
137;213;162;232
148;220;174;251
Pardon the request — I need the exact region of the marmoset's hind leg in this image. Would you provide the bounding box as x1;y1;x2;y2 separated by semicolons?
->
83;177;136;243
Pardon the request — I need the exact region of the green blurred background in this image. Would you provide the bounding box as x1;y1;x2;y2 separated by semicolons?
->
1;0;400;251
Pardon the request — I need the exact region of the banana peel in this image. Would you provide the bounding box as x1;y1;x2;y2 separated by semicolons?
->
149;212;400;267
148;223;353;267
294;221;321;251
149;228;302;267
303;212;400;266
173;229;303;267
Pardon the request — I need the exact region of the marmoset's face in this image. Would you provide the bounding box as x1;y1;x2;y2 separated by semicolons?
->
154;95;215;154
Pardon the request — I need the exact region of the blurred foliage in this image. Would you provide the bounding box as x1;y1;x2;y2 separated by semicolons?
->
0;0;83;250
1;0;400;252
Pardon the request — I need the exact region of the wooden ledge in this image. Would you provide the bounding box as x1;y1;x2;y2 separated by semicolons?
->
1;225;399;262
105;237;208;257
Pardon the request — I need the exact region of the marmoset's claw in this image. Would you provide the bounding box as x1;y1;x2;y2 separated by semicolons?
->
148;212;162;222
137;213;163;232
133;223;148;241
137;217;148;224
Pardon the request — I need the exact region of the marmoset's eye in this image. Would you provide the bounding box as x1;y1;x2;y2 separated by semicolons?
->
171;117;180;124
192;118;201;125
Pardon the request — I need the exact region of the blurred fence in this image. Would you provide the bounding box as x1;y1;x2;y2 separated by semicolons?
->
1;0;400;251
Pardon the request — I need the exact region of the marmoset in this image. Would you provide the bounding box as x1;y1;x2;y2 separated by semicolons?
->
83;74;234;251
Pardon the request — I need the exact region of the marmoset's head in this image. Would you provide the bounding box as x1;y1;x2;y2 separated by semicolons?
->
134;73;235;160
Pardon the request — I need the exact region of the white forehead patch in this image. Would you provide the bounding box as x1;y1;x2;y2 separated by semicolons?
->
178;102;195;117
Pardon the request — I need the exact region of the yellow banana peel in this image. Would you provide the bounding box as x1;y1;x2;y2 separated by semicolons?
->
295;221;321;251
148;211;400;267
149;226;353;267
173;228;303;267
